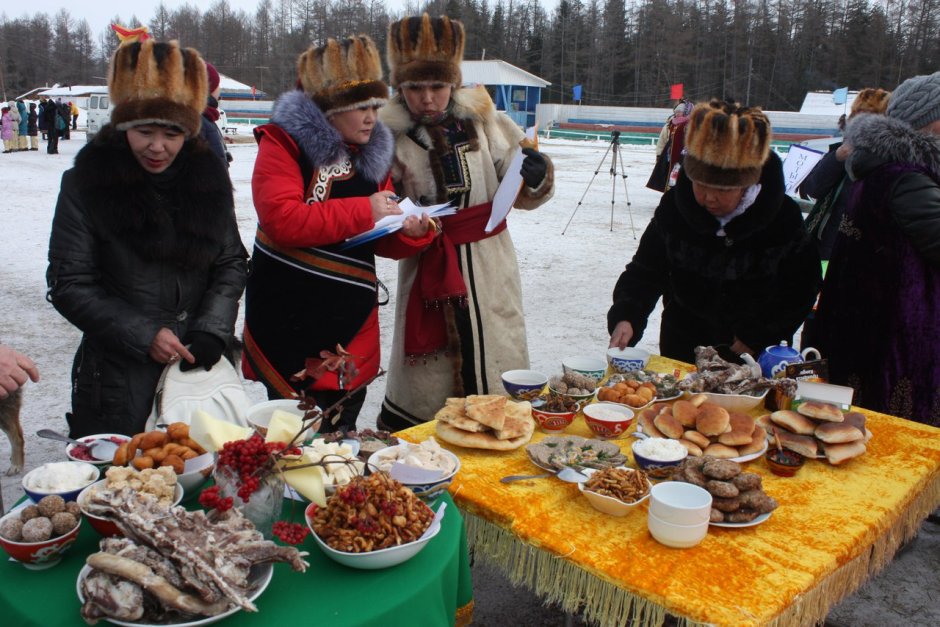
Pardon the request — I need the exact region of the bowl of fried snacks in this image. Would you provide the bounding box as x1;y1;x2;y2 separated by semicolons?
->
306;472;443;569
578;467;652;517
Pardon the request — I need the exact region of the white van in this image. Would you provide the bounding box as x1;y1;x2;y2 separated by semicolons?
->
86;94;114;141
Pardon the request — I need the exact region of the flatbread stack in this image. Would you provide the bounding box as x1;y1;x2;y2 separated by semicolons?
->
435;395;535;450
757;401;873;465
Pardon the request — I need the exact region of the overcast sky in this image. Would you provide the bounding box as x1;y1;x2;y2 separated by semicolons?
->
11;1;416;38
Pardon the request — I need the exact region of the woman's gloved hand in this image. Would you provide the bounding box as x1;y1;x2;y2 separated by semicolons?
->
520;147;547;188
180;331;225;371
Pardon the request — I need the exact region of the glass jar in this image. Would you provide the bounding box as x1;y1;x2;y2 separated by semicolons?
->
212;465;284;539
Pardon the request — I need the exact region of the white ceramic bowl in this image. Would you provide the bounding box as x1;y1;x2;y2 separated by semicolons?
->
606;347;651;374
22;461;101;503
64;433;131;466
649;481;713;526
561;356;608;382
501;369;549;401
647;511;709;548
305;501;442;569
578;467;651;516
366;444;461;496
682;389;769;412
246;399;316;439
176;454;217;496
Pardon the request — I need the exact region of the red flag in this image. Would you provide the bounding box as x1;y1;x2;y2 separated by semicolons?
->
670;83;684;100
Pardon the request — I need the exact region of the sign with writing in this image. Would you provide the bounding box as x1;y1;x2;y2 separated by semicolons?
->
782;144;825;196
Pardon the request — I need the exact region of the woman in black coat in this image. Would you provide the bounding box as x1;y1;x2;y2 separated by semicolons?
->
608;101;821;362
47;41;248;437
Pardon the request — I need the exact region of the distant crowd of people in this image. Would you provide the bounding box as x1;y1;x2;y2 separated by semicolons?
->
1;97;77;155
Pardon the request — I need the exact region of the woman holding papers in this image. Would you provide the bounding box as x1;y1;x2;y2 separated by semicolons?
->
378;14;555;429
243;36;434;432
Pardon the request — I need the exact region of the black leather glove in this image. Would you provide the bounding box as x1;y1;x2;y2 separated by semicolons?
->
180;331;225;371
520;147;547;188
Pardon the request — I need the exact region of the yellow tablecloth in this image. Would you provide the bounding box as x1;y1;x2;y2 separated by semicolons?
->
399;355;940;627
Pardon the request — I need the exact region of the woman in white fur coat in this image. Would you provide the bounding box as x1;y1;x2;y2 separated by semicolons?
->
378;14;554;429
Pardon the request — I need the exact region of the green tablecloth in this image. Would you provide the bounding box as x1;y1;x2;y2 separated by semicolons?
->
0;493;472;626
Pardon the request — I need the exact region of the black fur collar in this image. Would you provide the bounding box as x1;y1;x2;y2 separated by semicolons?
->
73;125;235;268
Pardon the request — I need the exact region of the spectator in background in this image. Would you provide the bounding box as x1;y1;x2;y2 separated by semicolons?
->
609;100;820;362
199;61;230;166
16;100;28;151
647;100;694;192
58;99;71;140
1;107;14;153
38;97;49;141
70;101;79;130
814;72;940;426
43;97;60;153
27;102;39;150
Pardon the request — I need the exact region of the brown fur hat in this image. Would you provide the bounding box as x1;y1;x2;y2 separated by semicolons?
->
850;87;890;117
387;14;465;88
297;35;388;116
109;39;207;138
683;100;772;188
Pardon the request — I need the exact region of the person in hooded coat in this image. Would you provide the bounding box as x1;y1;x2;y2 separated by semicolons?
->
815;72;940;426
242;36;435;432
609;100;821;363
47;40;248;437
16;100;28;151
27;102;39;150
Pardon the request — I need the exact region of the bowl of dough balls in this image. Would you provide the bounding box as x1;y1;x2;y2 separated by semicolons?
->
548;371;598;404
0;495;82;569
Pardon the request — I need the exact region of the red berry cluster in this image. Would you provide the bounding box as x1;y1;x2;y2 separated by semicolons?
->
217;434;285;504
353;516;379;534
339;484;367;505
198;485;233;512
379;499;399;517
272;521;309;545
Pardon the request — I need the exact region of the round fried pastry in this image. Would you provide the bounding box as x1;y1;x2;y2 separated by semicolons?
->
672;400;699;428
689;393;708;408
678;439;703;457
654;413;684;439
703;442;739;459
683;429;711;449
696;404;730;436
737;431;767;456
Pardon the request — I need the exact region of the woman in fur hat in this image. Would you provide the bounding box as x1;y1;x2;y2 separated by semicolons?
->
242;36;435;432
609;99;821;363
377;14;555;430
47;40;248;438
815;72;940;425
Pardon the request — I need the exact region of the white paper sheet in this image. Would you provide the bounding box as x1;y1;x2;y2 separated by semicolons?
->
340;198;455;249
486;126;538;233
782;144;826;196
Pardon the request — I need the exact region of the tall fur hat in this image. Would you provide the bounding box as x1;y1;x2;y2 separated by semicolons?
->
109;39;207;138
850;88;890;117
297;35;388;116
387;14;465;88
683;100;772;188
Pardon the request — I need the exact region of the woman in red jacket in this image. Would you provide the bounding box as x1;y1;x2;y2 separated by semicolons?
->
243;36;433;431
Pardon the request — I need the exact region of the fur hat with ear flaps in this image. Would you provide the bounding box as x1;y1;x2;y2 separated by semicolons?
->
683;100;772;188
387;14;465;88
297;35;388;116
109;39;207;138
850;88;890;117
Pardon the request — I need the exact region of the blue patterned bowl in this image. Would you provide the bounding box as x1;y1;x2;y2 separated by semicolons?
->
561;356;608;382
606;347;651;374
501;369;548;402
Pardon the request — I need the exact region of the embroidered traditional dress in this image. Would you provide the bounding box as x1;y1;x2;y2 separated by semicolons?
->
379;86;554;428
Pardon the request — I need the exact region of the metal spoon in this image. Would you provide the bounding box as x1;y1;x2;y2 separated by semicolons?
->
36;429;119;462
500;466;588;484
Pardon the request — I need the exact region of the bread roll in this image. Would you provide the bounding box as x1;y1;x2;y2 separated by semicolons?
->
650;402;671;414
638;412;666;438
776;430;818;457
696;404;730;436
737;431;766;456
815;421;864;444
678;439;703;457
770;410;817;435
844;412;867;436
755;414;775;436
797;400;844;422
689;393;708;407
654;413;685;439
823;440;866;465
672;400;699;428
703;442;739;459
719;412;756;445
683;429;711;449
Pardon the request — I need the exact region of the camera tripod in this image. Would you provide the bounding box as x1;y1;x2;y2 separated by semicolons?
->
562;130;636;237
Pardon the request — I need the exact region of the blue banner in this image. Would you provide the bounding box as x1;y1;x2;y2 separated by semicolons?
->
572;84;582;101
832;87;849;105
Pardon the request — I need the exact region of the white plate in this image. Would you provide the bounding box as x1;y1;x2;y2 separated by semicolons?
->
77;562;273;626
635;425;768;463
710;511;772;528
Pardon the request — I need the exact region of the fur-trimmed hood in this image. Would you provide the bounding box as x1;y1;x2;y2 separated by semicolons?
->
846;113;940;180
270;89;393;183
380;85;495;135
72;126;235;268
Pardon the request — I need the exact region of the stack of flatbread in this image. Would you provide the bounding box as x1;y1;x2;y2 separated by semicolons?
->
435;395;535;450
